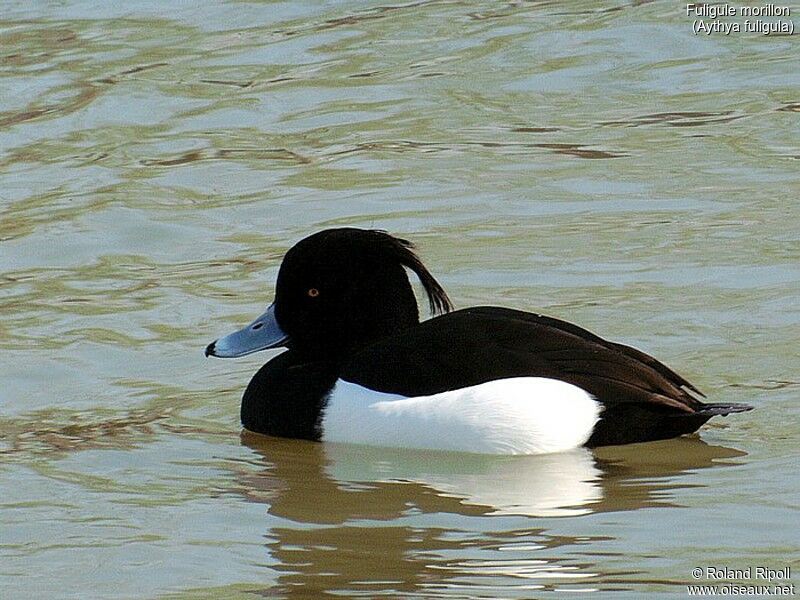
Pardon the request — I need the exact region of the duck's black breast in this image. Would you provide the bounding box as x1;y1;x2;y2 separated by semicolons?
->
241;350;338;440
340;306;711;446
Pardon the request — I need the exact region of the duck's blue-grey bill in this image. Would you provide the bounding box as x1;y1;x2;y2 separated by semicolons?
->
205;303;288;358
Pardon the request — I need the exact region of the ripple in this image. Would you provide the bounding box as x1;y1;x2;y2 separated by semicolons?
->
600;111;747;129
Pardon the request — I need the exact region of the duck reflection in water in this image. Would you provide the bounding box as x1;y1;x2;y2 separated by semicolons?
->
230;433;745;597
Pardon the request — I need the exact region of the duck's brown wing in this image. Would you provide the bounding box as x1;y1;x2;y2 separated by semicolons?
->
344;306;699;409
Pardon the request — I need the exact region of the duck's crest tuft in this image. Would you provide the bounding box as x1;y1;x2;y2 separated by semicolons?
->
370;230;453;315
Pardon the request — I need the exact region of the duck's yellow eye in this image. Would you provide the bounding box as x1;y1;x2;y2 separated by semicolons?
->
307;288;320;298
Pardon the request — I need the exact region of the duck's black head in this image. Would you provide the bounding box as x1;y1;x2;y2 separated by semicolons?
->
206;228;452;361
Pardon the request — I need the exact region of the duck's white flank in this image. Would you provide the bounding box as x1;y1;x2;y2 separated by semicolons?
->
322;377;601;455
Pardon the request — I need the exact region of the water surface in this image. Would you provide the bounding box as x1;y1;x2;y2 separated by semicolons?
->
1;1;798;598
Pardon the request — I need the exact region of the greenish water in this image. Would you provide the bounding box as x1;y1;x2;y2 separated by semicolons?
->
1;1;798;598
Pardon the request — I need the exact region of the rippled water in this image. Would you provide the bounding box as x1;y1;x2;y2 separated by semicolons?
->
2;1;798;598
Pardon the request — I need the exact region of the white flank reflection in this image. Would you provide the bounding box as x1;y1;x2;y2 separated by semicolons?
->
324;444;602;517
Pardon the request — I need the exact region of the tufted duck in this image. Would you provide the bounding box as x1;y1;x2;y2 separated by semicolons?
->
206;228;752;454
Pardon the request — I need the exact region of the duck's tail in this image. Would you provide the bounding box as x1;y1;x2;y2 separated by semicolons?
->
694;402;754;417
